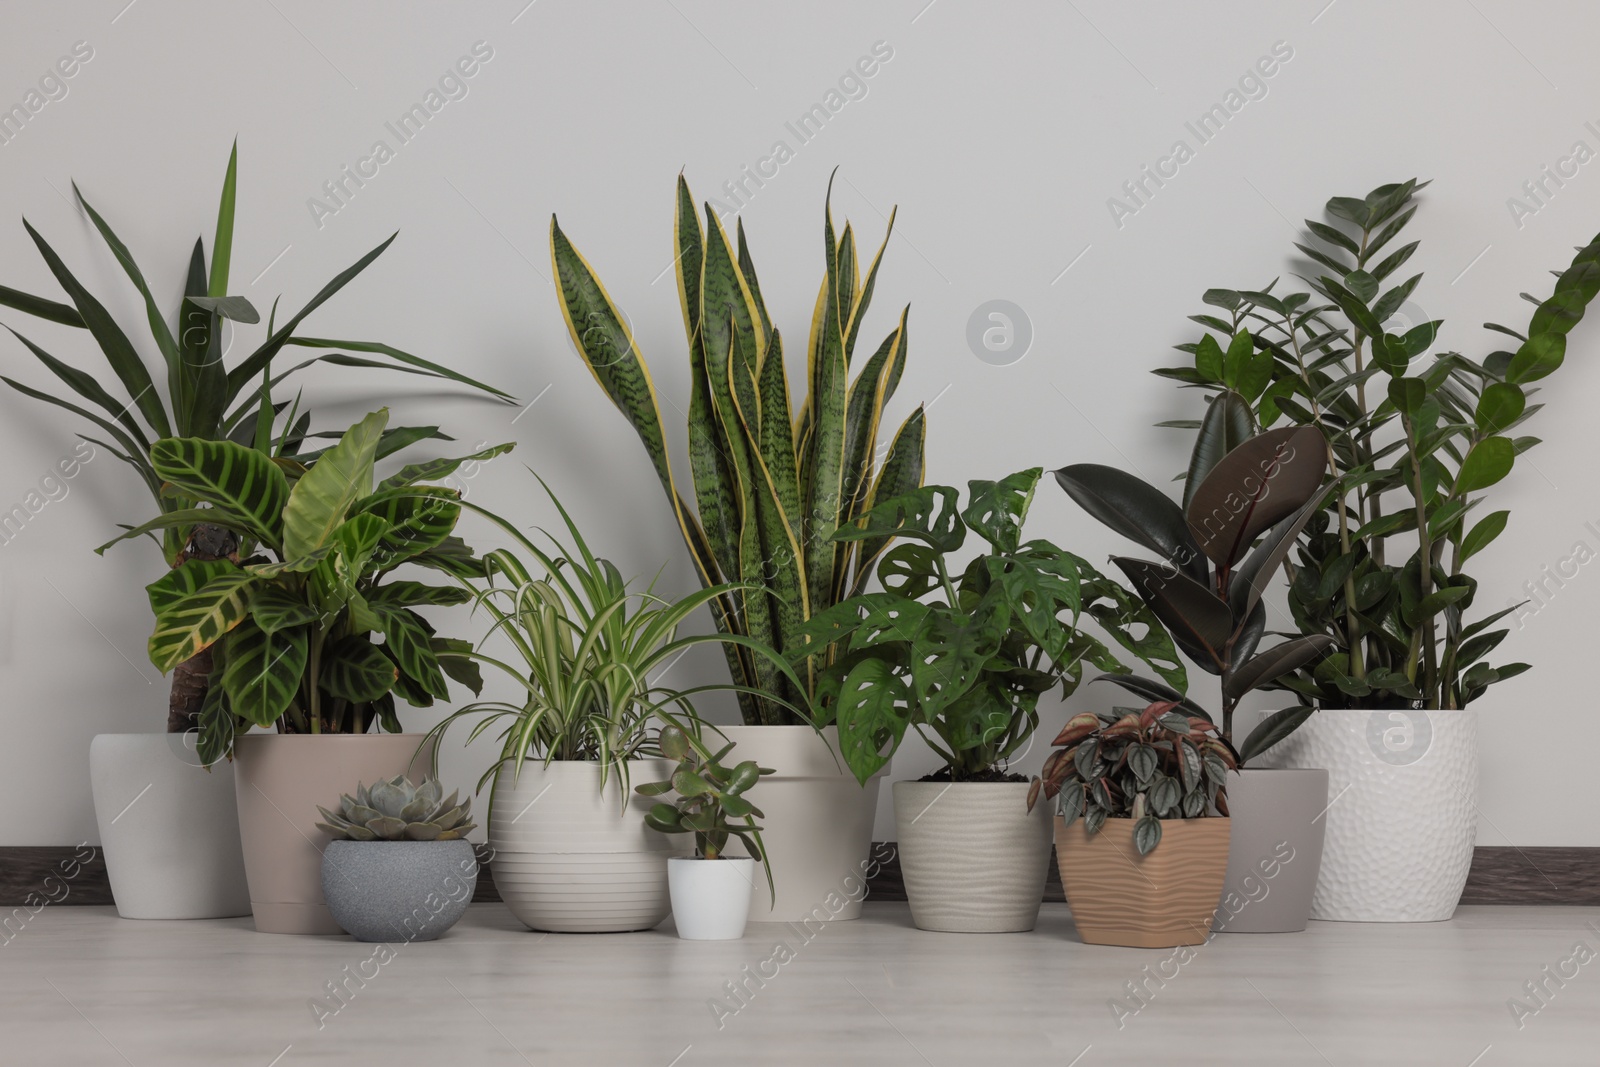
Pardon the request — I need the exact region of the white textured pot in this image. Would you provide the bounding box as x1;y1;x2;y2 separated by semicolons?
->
668;857;755;940
89;733;251;919
1212;767;1327;933
488;759;674;933
893;780;1052;932
716;726;884;923
1262;709;1476;922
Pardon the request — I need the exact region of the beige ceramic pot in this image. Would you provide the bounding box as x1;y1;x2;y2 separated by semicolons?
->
233;732;434;935
1055;815;1231;948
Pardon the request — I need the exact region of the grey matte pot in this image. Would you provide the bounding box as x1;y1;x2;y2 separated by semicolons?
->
321;840;478;942
1211;767;1328;933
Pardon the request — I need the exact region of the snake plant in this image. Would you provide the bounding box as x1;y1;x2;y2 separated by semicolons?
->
0;142;511;730
550;173;923;726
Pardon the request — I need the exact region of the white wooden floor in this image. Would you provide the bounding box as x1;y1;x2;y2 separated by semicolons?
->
2;902;1596;1066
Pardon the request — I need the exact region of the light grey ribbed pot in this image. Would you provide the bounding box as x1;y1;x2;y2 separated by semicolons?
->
892;780;1052;933
1212;768;1328;933
321;840;478;942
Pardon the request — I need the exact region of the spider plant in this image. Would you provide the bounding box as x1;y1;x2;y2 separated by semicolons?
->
425;476;810;800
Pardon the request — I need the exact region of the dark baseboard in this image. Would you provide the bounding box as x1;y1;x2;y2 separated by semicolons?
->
5;844;1597;909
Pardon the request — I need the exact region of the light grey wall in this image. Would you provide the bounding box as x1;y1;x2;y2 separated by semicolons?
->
2;1;1596;846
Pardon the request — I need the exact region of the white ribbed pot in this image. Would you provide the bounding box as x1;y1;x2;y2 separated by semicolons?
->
488;759;674;933
715;726;884;923
89;733;251;919
1261;709;1477;922
893;780;1053;933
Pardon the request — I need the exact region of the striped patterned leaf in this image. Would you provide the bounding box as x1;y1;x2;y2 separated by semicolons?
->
246;546;331;578
146;559;240;616
376;442;513;493
282;408;385;560
366;581;472;608
375;606;449;701
319;635;396;703
736;217;773;340
249;586;319;635
843;209;897;359
150;437;289;546
149;569;256;672
803;184;850;613
700;206;766;383
852;405;927;596
358;489;461;566
308;513;390;618
221;621;306;726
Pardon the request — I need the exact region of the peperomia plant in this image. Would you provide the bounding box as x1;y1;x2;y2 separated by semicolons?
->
100;408;508;764
1055;410;1335;762
791;468;1187;785
1027;699;1236;855
636;724;775;899
1154;180;1600;710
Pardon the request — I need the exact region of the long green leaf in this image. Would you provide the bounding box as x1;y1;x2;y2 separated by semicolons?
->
72;182;181;387
209;140;237;298
149;570;256;672
150;437;290;546
282;408;385;559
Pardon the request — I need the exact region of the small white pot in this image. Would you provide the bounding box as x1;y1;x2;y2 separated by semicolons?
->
715;726;884;923
668;857;755;940
892;780;1052;932
89;733;250;919
1261;708;1477;922
488;759;674;933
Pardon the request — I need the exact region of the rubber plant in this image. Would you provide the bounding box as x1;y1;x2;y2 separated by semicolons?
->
0;142;511;731
1055;409;1336;763
1153;179;1600;710
98;408;510;765
789;468;1186;784
550;173;923;726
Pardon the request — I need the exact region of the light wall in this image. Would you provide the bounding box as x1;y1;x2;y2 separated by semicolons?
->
2;1;1596;846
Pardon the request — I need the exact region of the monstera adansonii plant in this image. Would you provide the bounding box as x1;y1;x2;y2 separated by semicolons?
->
1055;398;1336;763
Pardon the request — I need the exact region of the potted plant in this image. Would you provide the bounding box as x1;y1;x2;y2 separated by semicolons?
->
1029;699;1235;948
104;407;505;933
425;477;804;933
316;775;479;942
1152;180;1600;920
0;143;508;920
793;468;1186;933
551;173;923;921
1054;415;1335;932
636;724;774;941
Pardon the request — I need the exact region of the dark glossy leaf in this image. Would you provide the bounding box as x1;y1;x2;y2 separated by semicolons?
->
1054;464;1208;584
1111;558;1232;671
1225;636;1337;699
1237;706;1315;764
1185;426;1328;570
1184;391;1254;511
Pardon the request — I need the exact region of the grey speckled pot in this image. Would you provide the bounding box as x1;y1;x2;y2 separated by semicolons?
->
321;840;478;942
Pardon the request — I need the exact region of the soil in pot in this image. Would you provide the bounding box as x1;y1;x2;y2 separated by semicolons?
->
1056;816;1231;948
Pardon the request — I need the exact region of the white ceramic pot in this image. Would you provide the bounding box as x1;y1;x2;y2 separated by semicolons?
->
668;857;755;940
716;726;884;923
1212;767;1327;933
488;759;674;933
89;733;251;919
892;780;1052;932
1261;708;1477;922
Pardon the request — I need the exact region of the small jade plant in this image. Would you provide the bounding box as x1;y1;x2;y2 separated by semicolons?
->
1027;700;1236;855
636;725;775;896
316;776;476;842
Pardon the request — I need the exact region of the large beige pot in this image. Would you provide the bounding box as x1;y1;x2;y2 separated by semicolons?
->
1056;816;1231;948
233;733;433;935
488;759;675;933
893;780;1053;932
718;726;884;923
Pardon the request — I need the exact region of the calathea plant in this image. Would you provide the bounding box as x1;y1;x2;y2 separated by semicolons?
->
99;408;508;764
1055;408;1335;762
1027;699;1236;855
1154;180;1600;709
0;142;509;730
790;468;1187;784
552;173;924;726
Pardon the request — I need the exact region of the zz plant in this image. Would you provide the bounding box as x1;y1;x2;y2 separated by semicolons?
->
1055;410;1335;762
101;408;507;764
552;174;924;726
0;142;509;730
1028;700;1236;855
1155;179;1600;710
791;468;1186;784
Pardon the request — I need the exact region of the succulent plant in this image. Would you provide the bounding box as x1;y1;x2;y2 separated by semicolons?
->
316;775;476;842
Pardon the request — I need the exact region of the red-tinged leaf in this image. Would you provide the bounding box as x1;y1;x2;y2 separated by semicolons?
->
1100;712;1143;739
1139;700;1181;727
1216;789;1231;817
1026;777;1042;811
1051;711;1100;746
1092;777;1115;809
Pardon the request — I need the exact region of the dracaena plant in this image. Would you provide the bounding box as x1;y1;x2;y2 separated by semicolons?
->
551;173;924;727
0;142;510;730
100;408;508;765
1055;410;1336;763
790;468;1186;785
1154;180;1600;710
422;476;809;800
1027;700;1236;856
